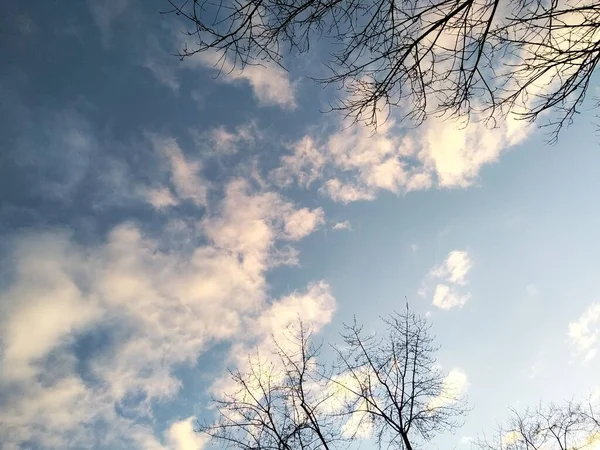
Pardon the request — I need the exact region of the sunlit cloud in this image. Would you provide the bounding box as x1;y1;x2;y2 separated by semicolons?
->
421;250;473;310
0;165;331;449
427;368;469;410
332;220;352;231
569;302;600;363
273;108;532;202
190;51;297;109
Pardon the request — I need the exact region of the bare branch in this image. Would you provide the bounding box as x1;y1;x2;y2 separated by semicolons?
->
166;0;600;139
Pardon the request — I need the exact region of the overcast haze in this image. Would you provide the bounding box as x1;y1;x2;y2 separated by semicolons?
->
1;1;600;449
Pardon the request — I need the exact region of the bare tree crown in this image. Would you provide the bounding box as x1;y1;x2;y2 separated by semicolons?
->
197;308;600;450
166;0;600;140
476;400;600;450
198;309;467;449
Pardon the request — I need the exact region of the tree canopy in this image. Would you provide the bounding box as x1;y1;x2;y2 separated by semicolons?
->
167;0;600;141
198;309;467;450
197;307;600;450
198;308;600;450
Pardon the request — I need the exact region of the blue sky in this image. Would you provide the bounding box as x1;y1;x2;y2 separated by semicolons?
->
1;1;600;449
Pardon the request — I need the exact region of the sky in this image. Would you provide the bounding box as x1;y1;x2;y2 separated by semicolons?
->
1;1;600;449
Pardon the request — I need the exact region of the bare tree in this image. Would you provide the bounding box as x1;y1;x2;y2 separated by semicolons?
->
198;308;467;449
197;322;345;449
165;0;600;140
476;399;600;450
332;308;467;450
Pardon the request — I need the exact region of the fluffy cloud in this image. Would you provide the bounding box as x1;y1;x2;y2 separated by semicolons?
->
143;30;296;109
144;124;265;210
203;179;324;270
427;368;469;410
210;280;336;399
258;281;335;341
0;175;333;449
418;117;508;188
153;136;208;207
144;57;180;92
431;250;473;286
274;110;532;202
332;220;352;231
271;136;326;188
192;51;297;109
433;284;470;310
166;417;207;450
146;186;178;209
423;250;473;310
568;302;600;363
283;207;325;240
323;178;376;203
206;122;261;155
341;400;373;439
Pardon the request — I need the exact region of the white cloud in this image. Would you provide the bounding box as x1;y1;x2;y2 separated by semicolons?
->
207;123;261;155
0;374;110;449
433;284;470;310
192;51;297;109
274;108;533;203
144;58;180;92
0;174;332;449
258;281;336;345
585;349;597;363
283;207;325;240
423;250;473;310
210;281;336;399
431;251;473;286
151;136;208;207
323;178;376;203
0;233;101;382
332;221;352;231
502;430;522;447
202;179;323;272
188;122;263;158
326;121;407;193
271;136;326;188
568;302;600;362
146;187;178;209
166;417;207;450
417;117;513;188
341;400;373;439
427;368;469;410
139;33;183;93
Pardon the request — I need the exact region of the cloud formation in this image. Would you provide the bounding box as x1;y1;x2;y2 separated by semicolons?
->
568;302;600;363
0;168;332;449
427;368;469;410
153;136;208;207
166;417;208;450
332;220;352;231
193;51;297;109
274;110;533;202
422;250;473;310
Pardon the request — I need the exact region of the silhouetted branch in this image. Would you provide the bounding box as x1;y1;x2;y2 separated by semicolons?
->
166;0;600;138
476;399;600;450
198;308;467;449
